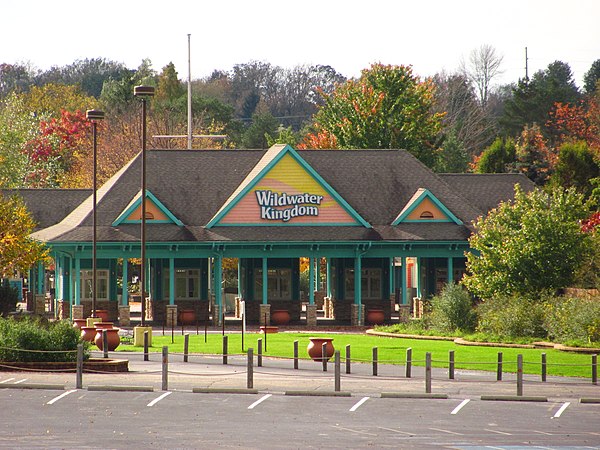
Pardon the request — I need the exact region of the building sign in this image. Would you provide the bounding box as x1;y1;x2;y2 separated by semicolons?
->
255;190;323;222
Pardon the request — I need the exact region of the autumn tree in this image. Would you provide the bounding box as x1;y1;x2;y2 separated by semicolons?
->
300;64;443;167
550;141;600;198
584;59;600;95
474;137;516;173
512;124;554;184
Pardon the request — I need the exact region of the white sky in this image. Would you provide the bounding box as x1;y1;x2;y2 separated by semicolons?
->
3;0;599;88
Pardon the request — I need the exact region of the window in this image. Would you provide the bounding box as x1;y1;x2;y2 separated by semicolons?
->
344;268;382;300
419;211;434;219
254;268;292;300
80;270;109;300
164;269;199;299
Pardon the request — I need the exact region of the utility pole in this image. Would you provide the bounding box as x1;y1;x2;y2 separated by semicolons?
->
187;34;192;150
525;47;529;82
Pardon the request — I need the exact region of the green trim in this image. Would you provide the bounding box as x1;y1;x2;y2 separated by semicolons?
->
206;145;371;229
112;190;183;226
392;189;462;225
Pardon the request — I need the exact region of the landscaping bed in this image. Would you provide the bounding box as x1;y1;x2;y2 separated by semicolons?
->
0;358;129;372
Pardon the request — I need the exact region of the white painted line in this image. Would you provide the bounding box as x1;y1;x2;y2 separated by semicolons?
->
14;379;28;384
553;402;570;419
350;396;370;412
147;391;172;407
377;427;413;436
332;425;377;436
47;389;77;405
248;394;272;410
533;430;553;435
484;428;512;436
451;399;470;415
429;427;463;436
0;378;15;384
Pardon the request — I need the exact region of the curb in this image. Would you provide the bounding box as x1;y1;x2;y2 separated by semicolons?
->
381;392;448;399
285;390;351;397
0;383;65;390
580;398;600;403
192;388;259;394
481;395;547;402
87;385;154;392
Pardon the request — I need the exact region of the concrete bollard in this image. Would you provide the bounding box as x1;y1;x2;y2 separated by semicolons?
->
103;330;108;359
322;342;327;372
293;340;298;370
449;350;455;380
222;335;228;365
346;344;351;375
247;348;254;389
541;353;546;382
593;354;597;385
76;343;83;389
497;352;503;381
334;350;341;392
162;346;169;391
372;347;378;377
258;338;263;367
425;352;432;393
406;348;412;378
144;331;149;362
184;333;189;363
517;354;523;396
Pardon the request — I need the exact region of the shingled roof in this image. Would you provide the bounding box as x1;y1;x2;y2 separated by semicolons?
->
27;147;532;244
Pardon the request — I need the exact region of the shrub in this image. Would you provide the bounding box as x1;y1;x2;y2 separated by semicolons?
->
429;283;477;333
476;295;547;339
0;280;19;317
0;317;89;362
544;296;600;344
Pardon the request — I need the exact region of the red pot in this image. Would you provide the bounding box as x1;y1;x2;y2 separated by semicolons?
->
271;309;290;325
179;309;196;325
367;309;385;325
94;328;121;351
72;319;87;330
307;337;335;362
93;309;109;321
94;322;114;329
81;326;97;342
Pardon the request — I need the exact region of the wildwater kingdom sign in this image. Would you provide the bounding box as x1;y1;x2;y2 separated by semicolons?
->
255;190;323;222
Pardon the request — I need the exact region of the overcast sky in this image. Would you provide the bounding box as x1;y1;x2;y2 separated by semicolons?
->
3;0;599;88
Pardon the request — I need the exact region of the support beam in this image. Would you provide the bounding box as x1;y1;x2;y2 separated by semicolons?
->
121;259;128;306
74;257;81;306
415;257;422;299
309;257;315;305
315;257;321;291
326;258;332;298
354;255;362;322
389;257;394;294
215;255;223;315
237;258;242;299
37;261;44;295
169;257;175;305
261;257;267;305
447;257;454;285
401;257;407;305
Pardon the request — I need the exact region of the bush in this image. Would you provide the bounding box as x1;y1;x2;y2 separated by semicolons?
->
429;284;477;333
0;317;89;362
476;295;547;339
544;296;600;345
0;280;19;317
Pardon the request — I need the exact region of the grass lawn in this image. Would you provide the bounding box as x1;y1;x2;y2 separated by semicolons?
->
114;331;597;379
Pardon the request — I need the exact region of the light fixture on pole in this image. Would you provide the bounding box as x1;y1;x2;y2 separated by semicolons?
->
134;85;155;327
86;109;105;319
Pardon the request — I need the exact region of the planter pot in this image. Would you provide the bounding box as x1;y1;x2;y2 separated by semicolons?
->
72;319;87;330
367;309;385;325
307;337;335;362
94;322;114;329
93;310;109;321
271;309;290;325
81;326;97;342
179;309;196;325
94;328;121;351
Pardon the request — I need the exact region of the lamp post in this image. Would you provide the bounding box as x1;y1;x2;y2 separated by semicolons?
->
86;109;105;319
134;85;155;327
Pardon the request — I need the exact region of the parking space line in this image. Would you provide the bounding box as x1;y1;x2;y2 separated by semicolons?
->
14;379;28;384
533;430;553;435
147;391;172;407
47;389;77;405
0;378;15;384
350;396;370;412
332;425;377;436
553;402;570;418
429;427;463;436
377;427;413;436
248;394;271;410
451;399;470;415
484;428;512;435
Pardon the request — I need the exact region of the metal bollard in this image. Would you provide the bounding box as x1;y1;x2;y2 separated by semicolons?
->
372;347;378;376
76;343;83;389
293;340;298;370
593;354;598;385
222;335;228;365
346;344;351;375
406;348;412;378
184;333;189;363
103;329;108;359
258;338;263;367
322;342;327;372
144;331;149;362
497;352;503;381
449;350;455;380
541;353;546;382
517;354;523;396
162;346;169;391
425;352;432;393
334;350;341;392
247;348;254;389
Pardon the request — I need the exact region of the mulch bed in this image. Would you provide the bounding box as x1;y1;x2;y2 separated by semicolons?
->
0;358;129;372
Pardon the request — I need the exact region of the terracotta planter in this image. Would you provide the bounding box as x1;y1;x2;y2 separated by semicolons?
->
94;328;121;351
80;326;97;342
307;337;335;362
179;309;196;325
72;319;87;330
93;310;109;321
271;309;290;325
94;322;114;329
367;309;385;325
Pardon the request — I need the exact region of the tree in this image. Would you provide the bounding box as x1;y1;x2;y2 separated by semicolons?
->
584;59;600;95
0;63;35;97
550;141;600;198
474;137;516;173
0;193;49;277
241;112;279;148
300;64;444;167
460;44;504;108
463;185;590;300
512;124;554;185
434;130;468;173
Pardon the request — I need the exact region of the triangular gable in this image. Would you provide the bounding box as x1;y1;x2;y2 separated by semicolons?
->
392;188;462;225
207;144;370;228
112;190;183;226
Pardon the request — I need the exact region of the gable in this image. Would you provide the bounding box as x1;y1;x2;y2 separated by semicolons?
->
393;188;462;225
207;145;370;227
112;190;183;226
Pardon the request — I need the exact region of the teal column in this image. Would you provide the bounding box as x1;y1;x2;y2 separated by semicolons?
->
37;261;44;295
74;257;80;306
237;258;242;299
354;255;362;322
54;255;61;301
315;257;321;291
415;257;422;298
145;259;151;299
401;257;407;305
261;257;267;305
169;257;175;305
447;257;454;285
309;258;315;305
215;254;223;314
326;258;332;298
122;259;128;305
389;257;394;294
